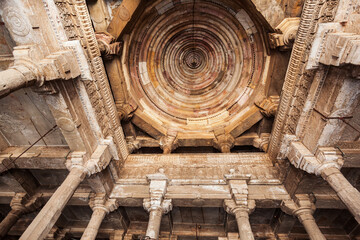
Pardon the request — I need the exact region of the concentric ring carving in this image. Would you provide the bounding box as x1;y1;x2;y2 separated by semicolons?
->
126;0;267;134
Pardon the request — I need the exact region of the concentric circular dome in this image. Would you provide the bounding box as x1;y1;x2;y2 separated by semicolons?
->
126;0;268;136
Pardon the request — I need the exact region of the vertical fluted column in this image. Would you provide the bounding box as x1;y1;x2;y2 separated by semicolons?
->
281;195;325;240
321;166;360;223
143;169;172;239
224;199;255;240
0;193;42;238
81;194;118;240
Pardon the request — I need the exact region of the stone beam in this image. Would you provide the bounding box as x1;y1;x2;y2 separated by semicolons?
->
117;153;279;184
0;146;70;173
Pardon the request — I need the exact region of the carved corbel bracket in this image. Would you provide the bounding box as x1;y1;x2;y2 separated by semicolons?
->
213;128;234;153
96;32;123;60
269;18;300;50
89;193;119;213
159;130;179;154
66;139;113;176
116;100;138;121
253;133;270;152
0;45;81;98
255;96;280;117
10;193;43;215
144;169;171;213
285;136;343;176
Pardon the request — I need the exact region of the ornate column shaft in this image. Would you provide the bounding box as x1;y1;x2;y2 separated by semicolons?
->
281;195;325;240
321;166;360;223
224;200;254;240
81;194;118;240
20;166;86;240
285;139;360;224
21;142;113;240
81;209;107;240
143;170;172;239
0;193;42;238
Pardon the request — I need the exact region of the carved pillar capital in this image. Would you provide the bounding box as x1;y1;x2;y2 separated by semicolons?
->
286;138;343;176
10;193;43;214
159;130;178;154
143;198;173;214
66;138;114;176
224;199;255;216
213;128;235;153
280;195;315;218
89;193;109;213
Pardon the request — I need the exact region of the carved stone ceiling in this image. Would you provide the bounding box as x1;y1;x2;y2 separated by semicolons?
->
123;0;273;140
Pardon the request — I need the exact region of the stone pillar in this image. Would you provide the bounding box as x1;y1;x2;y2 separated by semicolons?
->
21;142;113;240
224;199;255;240
0;45;80;98
286;140;360;224
223;174;254;240
143;169;172;239
281;195;325;240
81;194;118;240
0;193;42;238
20;166;86;240
321;166;360;223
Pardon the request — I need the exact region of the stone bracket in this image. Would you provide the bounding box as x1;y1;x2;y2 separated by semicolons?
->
285;137;343;176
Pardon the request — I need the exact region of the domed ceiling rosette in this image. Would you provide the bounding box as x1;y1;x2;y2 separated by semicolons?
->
124;0;271;139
